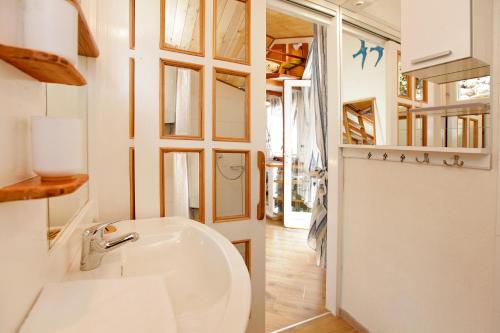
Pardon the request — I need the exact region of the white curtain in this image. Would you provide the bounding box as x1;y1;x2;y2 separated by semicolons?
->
304;25;328;267
266;96;283;158
164;153;190;217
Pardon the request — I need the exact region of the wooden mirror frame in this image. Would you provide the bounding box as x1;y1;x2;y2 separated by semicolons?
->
213;149;250;223
232;239;251;273
213;67;251;142
159;59;204;140
213;0;251;65
160;0;205;57
160;147;205;223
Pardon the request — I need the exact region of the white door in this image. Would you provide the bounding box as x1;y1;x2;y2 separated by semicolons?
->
132;0;268;332
283;79;313;229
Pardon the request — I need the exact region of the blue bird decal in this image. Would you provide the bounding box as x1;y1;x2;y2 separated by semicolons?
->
369;46;385;67
352;39;368;69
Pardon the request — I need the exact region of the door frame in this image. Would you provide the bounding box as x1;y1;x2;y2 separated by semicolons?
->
267;0;342;315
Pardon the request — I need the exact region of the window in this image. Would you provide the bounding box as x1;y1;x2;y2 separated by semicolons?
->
457;76;490;101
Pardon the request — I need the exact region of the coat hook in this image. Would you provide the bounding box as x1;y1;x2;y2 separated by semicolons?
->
416;153;430;164
367;152;372;159
400;154;406;162
383;152;388;160
443;155;464;167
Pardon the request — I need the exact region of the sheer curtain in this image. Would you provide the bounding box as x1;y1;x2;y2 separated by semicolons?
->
266;96;283;158
303;25;328;267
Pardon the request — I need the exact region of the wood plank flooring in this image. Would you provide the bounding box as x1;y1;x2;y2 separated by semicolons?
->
265;221;327;332
279;314;358;333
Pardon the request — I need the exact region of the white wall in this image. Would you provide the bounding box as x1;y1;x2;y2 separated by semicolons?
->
0;1;97;331
342;28;387;144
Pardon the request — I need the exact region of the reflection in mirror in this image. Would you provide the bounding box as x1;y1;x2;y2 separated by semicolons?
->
214;150;249;222
160;149;204;222
213;68;250;141
161;0;204;55
340;3;491;149
232;239;251;272
214;0;250;64
160;59;203;139
342;98;376;145
47;58;89;247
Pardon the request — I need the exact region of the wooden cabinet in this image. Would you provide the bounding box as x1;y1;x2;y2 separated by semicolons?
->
401;0;492;83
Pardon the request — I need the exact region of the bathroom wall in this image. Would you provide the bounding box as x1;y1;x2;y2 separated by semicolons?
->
0;1;97;332
339;2;500;332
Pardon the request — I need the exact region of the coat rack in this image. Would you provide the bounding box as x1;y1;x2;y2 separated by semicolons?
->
341;145;491;170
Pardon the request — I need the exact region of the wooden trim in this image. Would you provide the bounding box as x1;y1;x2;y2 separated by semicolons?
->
160;0;205;57
257;151;265;220
129;147;135;219
159;58;204;140
159;147;205;223
67;0;100;57
339;309;370;333
232;239;251;273
129;0;135;50
213;149;250;223
212;67;251;142
397;51;412;100
213;0;251;65
129;58;135;139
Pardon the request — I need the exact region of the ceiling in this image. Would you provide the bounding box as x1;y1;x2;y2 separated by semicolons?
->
266;9;314;40
329;0;401;31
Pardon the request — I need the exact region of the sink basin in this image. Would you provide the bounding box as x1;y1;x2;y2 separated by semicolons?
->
66;217;251;333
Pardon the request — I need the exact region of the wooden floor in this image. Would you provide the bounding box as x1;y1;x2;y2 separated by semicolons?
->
265;221;327;332
279;314;358;333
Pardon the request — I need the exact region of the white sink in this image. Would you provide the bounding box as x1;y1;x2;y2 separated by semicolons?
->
66;217;251;333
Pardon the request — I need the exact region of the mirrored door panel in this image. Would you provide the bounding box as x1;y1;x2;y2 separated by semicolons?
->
160;148;205;222
213;149;250;222
160;59;204;139
214;0;250;64
213;67;250;141
161;0;205;56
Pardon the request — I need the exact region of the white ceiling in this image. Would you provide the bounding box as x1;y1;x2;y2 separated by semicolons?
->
327;0;401;31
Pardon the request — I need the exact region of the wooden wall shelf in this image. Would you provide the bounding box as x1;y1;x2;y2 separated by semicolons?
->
0;174;89;203
0;44;87;85
68;0;100;58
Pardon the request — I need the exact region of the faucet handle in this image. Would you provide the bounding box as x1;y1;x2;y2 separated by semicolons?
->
83;219;125;241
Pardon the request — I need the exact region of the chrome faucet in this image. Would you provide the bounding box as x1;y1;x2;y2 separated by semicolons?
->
80;220;139;271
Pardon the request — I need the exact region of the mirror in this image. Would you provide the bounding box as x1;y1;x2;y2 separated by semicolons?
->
214;150;249;222
214;0;250;64
160;0;204;55
160;149;204;222
47;57;89;248
213;68;250;141
232;239;251;272
160;59;203;139
340;2;491;149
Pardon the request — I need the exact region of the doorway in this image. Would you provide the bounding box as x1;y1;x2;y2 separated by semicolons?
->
265;7;328;332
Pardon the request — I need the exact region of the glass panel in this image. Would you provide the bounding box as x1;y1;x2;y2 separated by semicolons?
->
161;62;202;138
214;151;248;220
162;0;203;54
442;115;488;148
458;76;490;100
47;59;89;248
214;69;249;140
162;151;202;222
214;0;248;63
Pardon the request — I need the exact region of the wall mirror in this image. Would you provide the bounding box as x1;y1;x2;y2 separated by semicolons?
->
47;59;89;248
160;59;204;139
160;0;204;56
160;148;205;222
213;68;250;141
214;0;250;64
339;2;491;149
232;239;251;273
213;149;250;222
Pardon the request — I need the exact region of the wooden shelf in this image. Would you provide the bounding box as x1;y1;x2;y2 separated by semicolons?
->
68;0;99;58
0;44;87;85
0;174;89;203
